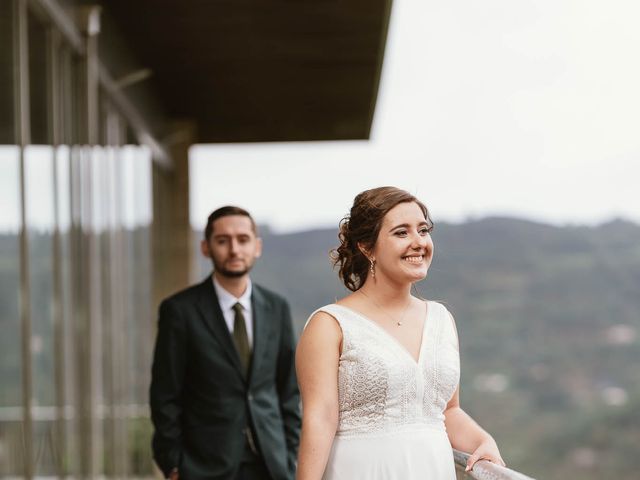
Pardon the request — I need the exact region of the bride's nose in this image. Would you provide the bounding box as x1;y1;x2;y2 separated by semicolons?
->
410;233;427;249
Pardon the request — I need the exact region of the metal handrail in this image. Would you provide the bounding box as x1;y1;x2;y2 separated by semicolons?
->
453;449;536;480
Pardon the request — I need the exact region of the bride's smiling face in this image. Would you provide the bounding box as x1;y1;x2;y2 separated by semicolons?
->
369;202;434;284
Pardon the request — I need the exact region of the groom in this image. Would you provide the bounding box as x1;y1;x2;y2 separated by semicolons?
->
150;206;300;480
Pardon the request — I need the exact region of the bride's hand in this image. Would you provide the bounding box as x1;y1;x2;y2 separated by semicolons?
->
465;438;505;472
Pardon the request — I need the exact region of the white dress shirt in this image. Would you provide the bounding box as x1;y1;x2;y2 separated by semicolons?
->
212;275;254;347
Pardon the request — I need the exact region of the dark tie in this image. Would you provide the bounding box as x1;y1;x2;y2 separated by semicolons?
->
232;303;251;374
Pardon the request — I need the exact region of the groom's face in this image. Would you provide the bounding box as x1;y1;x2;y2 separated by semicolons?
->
201;215;262;278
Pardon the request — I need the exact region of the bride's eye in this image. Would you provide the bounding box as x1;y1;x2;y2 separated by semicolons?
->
395;230;408;237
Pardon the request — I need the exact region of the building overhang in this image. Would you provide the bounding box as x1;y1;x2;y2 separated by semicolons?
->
98;0;393;144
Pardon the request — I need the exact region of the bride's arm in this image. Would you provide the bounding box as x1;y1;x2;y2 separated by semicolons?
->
295;312;342;480
443;312;505;471
444;387;504;470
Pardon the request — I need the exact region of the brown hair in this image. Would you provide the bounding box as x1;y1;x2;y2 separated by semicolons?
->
332;186;432;291
204;205;257;241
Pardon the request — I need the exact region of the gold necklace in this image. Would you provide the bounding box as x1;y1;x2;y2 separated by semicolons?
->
358;290;412;327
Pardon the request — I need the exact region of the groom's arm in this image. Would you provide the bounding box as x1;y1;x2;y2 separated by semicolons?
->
150;298;187;478
276;300;302;475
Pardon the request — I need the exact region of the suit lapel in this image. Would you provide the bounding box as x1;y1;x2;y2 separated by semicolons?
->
249;285;274;384
195;277;245;380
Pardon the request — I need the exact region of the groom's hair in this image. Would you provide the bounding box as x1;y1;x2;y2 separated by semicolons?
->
204;206;257;241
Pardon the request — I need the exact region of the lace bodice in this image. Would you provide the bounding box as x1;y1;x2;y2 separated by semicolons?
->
311;301;460;438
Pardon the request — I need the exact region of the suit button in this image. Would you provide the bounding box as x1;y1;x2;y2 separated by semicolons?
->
247;393;253;401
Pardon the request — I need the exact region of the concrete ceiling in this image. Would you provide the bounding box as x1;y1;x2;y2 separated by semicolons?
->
103;0;392;143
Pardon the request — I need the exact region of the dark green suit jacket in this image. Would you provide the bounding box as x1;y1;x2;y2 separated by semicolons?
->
150;277;301;480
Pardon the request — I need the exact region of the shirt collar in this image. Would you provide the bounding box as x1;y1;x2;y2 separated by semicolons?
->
212;275;252;312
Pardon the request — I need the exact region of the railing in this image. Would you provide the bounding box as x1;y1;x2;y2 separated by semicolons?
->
454;449;536;480
0;410;535;480
0;405;154;477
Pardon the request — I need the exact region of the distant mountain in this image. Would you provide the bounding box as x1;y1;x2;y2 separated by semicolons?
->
196;216;640;479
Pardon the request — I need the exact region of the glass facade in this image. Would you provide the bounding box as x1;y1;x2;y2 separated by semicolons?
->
0;145;23;476
0;1;161;477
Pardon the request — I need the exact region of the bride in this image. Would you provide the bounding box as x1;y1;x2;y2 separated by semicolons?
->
295;186;504;480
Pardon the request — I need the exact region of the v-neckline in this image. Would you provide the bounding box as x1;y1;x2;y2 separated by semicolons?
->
334;301;431;366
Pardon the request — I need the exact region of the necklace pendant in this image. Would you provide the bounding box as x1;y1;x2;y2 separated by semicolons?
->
397;321;403;326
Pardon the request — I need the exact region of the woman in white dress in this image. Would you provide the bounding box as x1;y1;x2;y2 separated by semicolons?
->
295;187;504;480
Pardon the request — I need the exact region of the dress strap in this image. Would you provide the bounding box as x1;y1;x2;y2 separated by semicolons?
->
432;302;459;350
304;304;345;329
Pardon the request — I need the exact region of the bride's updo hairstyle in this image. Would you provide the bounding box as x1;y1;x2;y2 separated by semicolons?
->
333;186;433;291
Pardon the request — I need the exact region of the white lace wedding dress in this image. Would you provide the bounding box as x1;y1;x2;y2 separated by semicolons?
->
311;301;460;480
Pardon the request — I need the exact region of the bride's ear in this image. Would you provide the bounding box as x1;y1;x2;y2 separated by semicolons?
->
357;242;373;261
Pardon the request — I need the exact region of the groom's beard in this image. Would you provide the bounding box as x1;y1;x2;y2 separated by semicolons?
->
215;266;250;278
212;257;254;278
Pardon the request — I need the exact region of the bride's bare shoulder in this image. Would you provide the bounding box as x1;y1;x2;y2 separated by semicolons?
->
303;308;342;335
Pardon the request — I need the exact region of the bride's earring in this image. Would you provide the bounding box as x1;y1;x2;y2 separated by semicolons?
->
369;258;376;279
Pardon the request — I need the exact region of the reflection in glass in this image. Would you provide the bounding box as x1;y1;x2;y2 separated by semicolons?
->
24;145;57;474
0;146;21;233
1;0;161;468
1;141;157;475
122;146;154;474
0;146;22;475
121;145;153;229
55;145;77;472
120;146;153;406
56;146;71;234
28;13;50;145
0;1;15;144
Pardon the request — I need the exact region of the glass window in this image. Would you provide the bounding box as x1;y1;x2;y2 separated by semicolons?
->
55;144;78;474
0;146;22;476
1;3;159;474
0;0;15;144
28;13;50;145
120;145;154;474
24;145;56;475
120;145;153;403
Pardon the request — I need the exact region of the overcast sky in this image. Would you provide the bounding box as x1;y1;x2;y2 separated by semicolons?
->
194;0;640;233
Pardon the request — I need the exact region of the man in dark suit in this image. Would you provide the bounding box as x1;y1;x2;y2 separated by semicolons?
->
150;206;300;480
